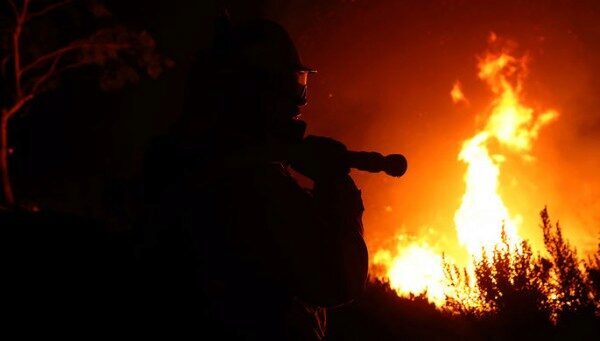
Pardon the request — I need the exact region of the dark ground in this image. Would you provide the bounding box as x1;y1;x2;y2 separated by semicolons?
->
3;210;598;339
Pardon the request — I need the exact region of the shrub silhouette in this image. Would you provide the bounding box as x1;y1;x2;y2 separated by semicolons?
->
539;207;597;334
328;208;600;339
443;258;484;316
587;241;600;305
469;226;553;337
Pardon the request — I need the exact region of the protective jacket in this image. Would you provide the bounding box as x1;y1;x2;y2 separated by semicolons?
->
138;135;368;339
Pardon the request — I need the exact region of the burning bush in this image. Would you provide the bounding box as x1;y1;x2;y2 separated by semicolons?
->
329;208;600;339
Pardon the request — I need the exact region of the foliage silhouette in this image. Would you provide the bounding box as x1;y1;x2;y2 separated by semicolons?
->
540;207;597;334
0;0;172;207
328;208;600;339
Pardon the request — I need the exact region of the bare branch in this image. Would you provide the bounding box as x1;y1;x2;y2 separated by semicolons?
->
4;94;34;121
12;0;31;98
58;60;87;73
30;53;62;95
21;41;131;77
21;42;84;76
19;39;132;96
20;0;31;22
13;35;23;98
28;0;74;21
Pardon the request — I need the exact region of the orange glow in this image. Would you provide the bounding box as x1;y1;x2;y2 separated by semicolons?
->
373;241;446;306
450;81;468;104
373;33;559;305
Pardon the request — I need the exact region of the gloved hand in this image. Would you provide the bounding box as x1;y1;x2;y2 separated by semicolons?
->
289;135;350;182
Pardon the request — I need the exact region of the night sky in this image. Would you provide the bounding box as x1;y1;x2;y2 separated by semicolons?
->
14;0;600;258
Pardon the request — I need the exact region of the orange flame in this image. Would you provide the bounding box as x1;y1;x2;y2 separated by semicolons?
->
373;33;558;305
451;81;468;105
455;38;558;256
373;241;446;305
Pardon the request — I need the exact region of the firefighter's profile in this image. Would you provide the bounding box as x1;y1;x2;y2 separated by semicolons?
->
138;15;368;340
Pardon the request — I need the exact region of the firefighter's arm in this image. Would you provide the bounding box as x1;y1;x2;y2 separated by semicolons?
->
310;174;368;306
264;136;369;307
263;170;368;308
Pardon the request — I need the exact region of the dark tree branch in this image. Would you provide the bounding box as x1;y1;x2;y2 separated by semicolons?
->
21;42;84;76
21;41;131;77
30;53;62;95
58;60;87;73
28;0;74;20
0;0;168;208
21;40;131;76
21;0;31;20
4;94;34;121
20;40;132;98
12;0;31;98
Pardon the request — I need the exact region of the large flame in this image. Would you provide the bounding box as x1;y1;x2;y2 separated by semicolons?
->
374;33;558;305
454;34;558;256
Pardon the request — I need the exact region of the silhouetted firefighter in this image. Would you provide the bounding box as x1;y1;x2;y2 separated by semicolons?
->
138;15;405;340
